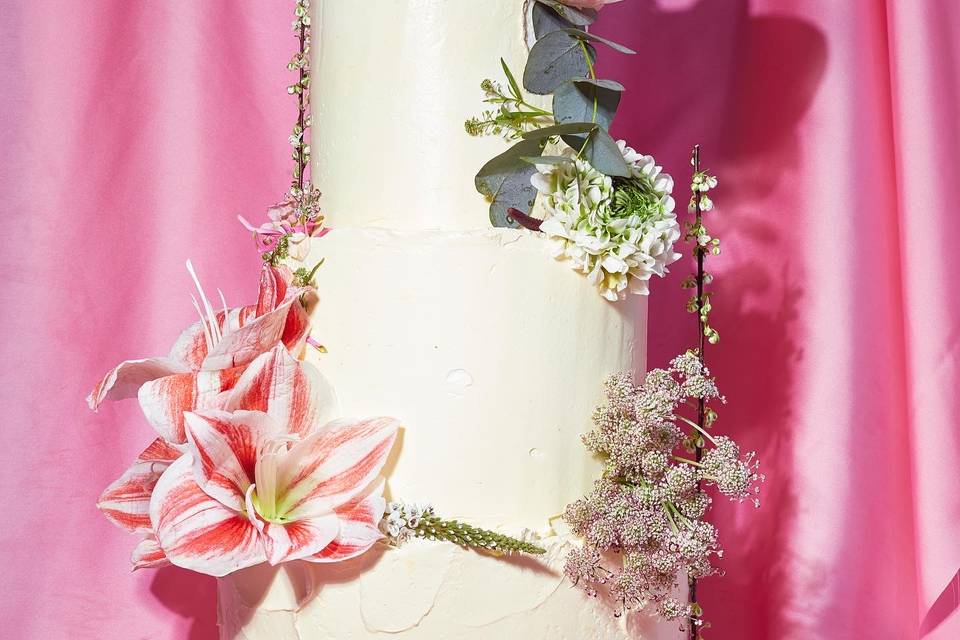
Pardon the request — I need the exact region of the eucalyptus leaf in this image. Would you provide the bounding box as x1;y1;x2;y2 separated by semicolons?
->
521;121;596;140
574;77;626;91
523;29;595;95
520;155;574;166
561;127;631;177
564;28;636;54
553;78;623;129
475;138;546;227
531;2;571;39
533;0;597;27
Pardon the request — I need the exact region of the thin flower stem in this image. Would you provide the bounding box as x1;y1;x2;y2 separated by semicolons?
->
676;414;718;446
662;501;680;533
295;18;307;191
673;456;704;468
688;144;706;640
578;39;599;123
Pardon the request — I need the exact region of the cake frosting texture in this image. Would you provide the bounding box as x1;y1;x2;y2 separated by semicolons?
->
218;537;682;640
312;0;544;229
304;228;644;526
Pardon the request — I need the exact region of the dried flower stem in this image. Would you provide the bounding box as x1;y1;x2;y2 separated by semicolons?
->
294;19;306;192
689;144;706;640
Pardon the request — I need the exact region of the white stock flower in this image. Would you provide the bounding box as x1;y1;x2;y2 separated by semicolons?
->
532;141;682;301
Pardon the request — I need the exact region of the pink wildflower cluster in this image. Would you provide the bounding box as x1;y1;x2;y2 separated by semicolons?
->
563;352;763;624
239;183;328;263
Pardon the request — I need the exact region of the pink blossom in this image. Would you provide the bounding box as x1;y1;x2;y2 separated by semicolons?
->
266;198;298;224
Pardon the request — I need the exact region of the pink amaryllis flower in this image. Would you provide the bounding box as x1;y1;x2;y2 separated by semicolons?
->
97;437;185;569
149;406;398;576
98;344;353;572
87;262;310;444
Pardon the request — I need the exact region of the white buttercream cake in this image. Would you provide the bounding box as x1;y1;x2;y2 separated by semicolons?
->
218;2;681;638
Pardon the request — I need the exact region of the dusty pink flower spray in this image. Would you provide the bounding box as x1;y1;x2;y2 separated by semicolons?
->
563;146;764;636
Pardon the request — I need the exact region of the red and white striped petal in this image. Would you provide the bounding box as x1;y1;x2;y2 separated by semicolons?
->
308;480;387;563
97;438;186;534
87;357;189;410
167;320;211;372
258;515;340;566
132;534;170;570
183;410;279;511
276;418;399;520
201;295;301;372
137;367;245;444
223;345;337;439
255;265;291;315
150;455;265;577
281;298;311;355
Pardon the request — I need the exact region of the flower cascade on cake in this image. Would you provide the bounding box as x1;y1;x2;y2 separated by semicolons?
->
468;0;680;300
562;151;764;634
91;261;398;575
89;0;546;578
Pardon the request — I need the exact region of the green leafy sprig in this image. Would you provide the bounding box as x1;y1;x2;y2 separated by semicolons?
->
468;0;636;227
465;60;553;140
415;515;546;556
382;501;545;556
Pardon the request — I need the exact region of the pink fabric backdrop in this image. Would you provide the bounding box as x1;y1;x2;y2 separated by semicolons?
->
1;1;957;638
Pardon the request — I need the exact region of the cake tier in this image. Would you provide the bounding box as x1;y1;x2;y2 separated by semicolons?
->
311;1;545;229
218;537;682;639
302;228;645;528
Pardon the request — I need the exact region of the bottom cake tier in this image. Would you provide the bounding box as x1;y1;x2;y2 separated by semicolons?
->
218;535;684;640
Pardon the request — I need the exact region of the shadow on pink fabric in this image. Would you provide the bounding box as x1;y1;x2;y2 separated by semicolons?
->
0;1;957;639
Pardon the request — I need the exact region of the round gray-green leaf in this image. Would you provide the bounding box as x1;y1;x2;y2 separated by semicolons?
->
553;78;623;129
561;127;631;177
521;121;597;141
523;29;595;95
564;28;636;55
475;138;546;227
533;0;597;27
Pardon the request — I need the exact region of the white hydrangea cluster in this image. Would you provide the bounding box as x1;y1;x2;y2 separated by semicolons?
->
531;141;682;301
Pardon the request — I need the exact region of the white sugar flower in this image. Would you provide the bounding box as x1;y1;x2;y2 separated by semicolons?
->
533;141;681;301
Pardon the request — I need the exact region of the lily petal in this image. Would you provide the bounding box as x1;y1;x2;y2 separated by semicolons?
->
256;265;291;315
277;418;399;520
138;367;246;444
308;480;387;563
97;438;184;534
132;534;171;570
202;294;302;372
281;298;311;356
259;515;341;566
167;320;213;372
87;357;188;410
223;345;338;439
150;455;265;577
183;410;279;511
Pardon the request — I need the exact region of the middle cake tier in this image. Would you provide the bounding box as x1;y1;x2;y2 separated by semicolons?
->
303;228;646;529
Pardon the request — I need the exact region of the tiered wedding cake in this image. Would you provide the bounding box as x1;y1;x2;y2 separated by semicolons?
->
215;1;677;639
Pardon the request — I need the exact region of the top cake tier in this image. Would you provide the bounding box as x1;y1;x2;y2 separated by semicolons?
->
310;0;540;230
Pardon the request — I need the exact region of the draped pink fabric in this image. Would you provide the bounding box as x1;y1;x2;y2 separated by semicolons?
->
1;1;957;639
